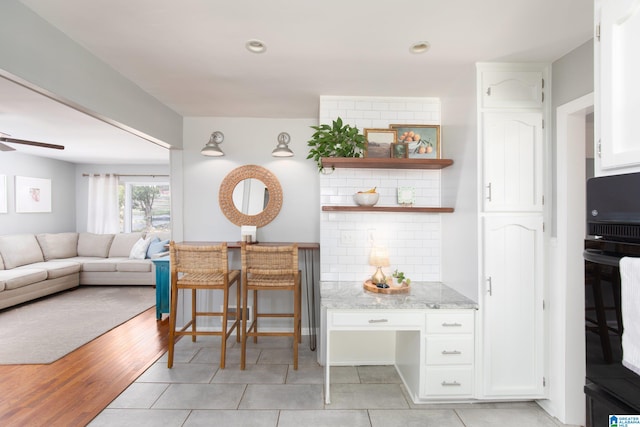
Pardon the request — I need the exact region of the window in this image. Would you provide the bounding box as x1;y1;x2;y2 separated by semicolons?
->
119;180;170;233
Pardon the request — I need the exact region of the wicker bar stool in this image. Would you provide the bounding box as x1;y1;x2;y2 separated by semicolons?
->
167;241;240;369
240;242;301;370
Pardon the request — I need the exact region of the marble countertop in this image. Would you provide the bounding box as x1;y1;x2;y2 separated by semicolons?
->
320;281;478;310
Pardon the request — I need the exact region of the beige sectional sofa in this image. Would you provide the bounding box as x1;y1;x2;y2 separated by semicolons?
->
0;231;170;310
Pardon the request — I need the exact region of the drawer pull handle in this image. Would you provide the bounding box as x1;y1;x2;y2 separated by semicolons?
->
441;322;462;327
442;350;462;355
441;381;461;387
368;319;389;323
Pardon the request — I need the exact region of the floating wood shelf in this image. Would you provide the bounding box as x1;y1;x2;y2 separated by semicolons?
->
322;206;454;213
321;157;453;170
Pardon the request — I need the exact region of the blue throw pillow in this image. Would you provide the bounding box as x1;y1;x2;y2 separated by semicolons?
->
146;238;169;258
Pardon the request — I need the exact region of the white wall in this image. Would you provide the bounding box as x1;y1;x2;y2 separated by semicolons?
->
318;96;444;283
0;152;76;234
316;89;478;300
539;39;594;425
0;1;182;148
177;117;319;244
171;117;320;331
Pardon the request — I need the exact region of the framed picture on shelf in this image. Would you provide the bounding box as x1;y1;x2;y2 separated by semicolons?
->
397;187;415;206
389;124;440;159
390;142;408;159
364;128;396;158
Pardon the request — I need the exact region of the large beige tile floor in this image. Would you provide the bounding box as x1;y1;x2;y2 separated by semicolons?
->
89;336;575;426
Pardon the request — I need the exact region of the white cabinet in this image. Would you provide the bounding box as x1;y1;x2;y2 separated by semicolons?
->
323;305;476;404
480;70;544;109
476;64;547;400
422;311;475;398
480;215;545;397
596;0;640;171
481;112;544;212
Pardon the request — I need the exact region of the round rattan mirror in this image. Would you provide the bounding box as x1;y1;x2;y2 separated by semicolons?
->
219;165;283;227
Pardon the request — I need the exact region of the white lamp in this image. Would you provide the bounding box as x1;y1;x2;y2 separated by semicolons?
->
272;132;294;157
369;246;390;285
201;131;225;157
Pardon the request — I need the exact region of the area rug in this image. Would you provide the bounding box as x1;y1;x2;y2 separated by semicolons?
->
0;286;155;365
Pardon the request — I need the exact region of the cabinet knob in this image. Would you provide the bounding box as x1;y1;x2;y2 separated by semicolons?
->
442;350;462;355
441;381;462;387
441;322;462;327
368;319;388;323
486;182;492;201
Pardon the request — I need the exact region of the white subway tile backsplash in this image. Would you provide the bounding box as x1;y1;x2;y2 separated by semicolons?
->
389;102;408;111
356;101;373;110
338;100;356;110
319;95;442;283
363;111;381;120
397;111;416;120
372;102;390;111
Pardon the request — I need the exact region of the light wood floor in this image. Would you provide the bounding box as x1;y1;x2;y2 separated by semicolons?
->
0;307;169;427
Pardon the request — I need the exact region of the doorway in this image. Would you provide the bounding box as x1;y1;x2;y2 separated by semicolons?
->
544;93;593;425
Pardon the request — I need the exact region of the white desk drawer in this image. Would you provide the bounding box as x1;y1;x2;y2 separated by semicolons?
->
329;310;424;329
426;311;474;334
423;367;474;396
426;336;474;365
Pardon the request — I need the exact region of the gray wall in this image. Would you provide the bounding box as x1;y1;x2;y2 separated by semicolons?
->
0;152;76;234
440;64;479;300
551;39;595;236
0;0;183;148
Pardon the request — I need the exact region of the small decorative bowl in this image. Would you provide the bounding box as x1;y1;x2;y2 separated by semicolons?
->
353;192;379;207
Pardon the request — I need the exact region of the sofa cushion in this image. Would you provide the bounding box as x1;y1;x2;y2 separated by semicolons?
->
36;232;79;261
0;234;44;269
108;232;144;258
0;268;48;290
81;259;118;272
18;261;81;279
116;260;153;273
77;233;115;258
129;236;154;260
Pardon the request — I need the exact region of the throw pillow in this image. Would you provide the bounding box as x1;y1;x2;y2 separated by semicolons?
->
146;238;170;258
129;236;154;260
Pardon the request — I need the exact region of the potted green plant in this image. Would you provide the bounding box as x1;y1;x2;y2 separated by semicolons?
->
307;117;366;172
389;269;411;287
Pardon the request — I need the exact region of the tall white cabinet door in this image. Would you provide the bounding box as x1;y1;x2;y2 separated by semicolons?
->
480;71;544;109
481;215;545;398
482;112;543;212
597;0;640;170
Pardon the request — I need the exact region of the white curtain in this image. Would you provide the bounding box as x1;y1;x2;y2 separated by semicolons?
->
87;174;119;233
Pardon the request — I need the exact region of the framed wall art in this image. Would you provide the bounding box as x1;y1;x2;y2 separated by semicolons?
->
15;176;51;213
389;124;440;159
0;175;7;213
390;142;408;159
364;128;397;158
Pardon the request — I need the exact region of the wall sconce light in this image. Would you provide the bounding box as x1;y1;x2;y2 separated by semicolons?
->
201;131;225;157
272;132;294;157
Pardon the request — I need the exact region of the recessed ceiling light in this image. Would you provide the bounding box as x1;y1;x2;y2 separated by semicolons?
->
410;41;431;54
246;39;267;54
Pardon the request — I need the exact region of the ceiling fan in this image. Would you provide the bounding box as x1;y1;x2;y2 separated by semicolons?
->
0;133;65;152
